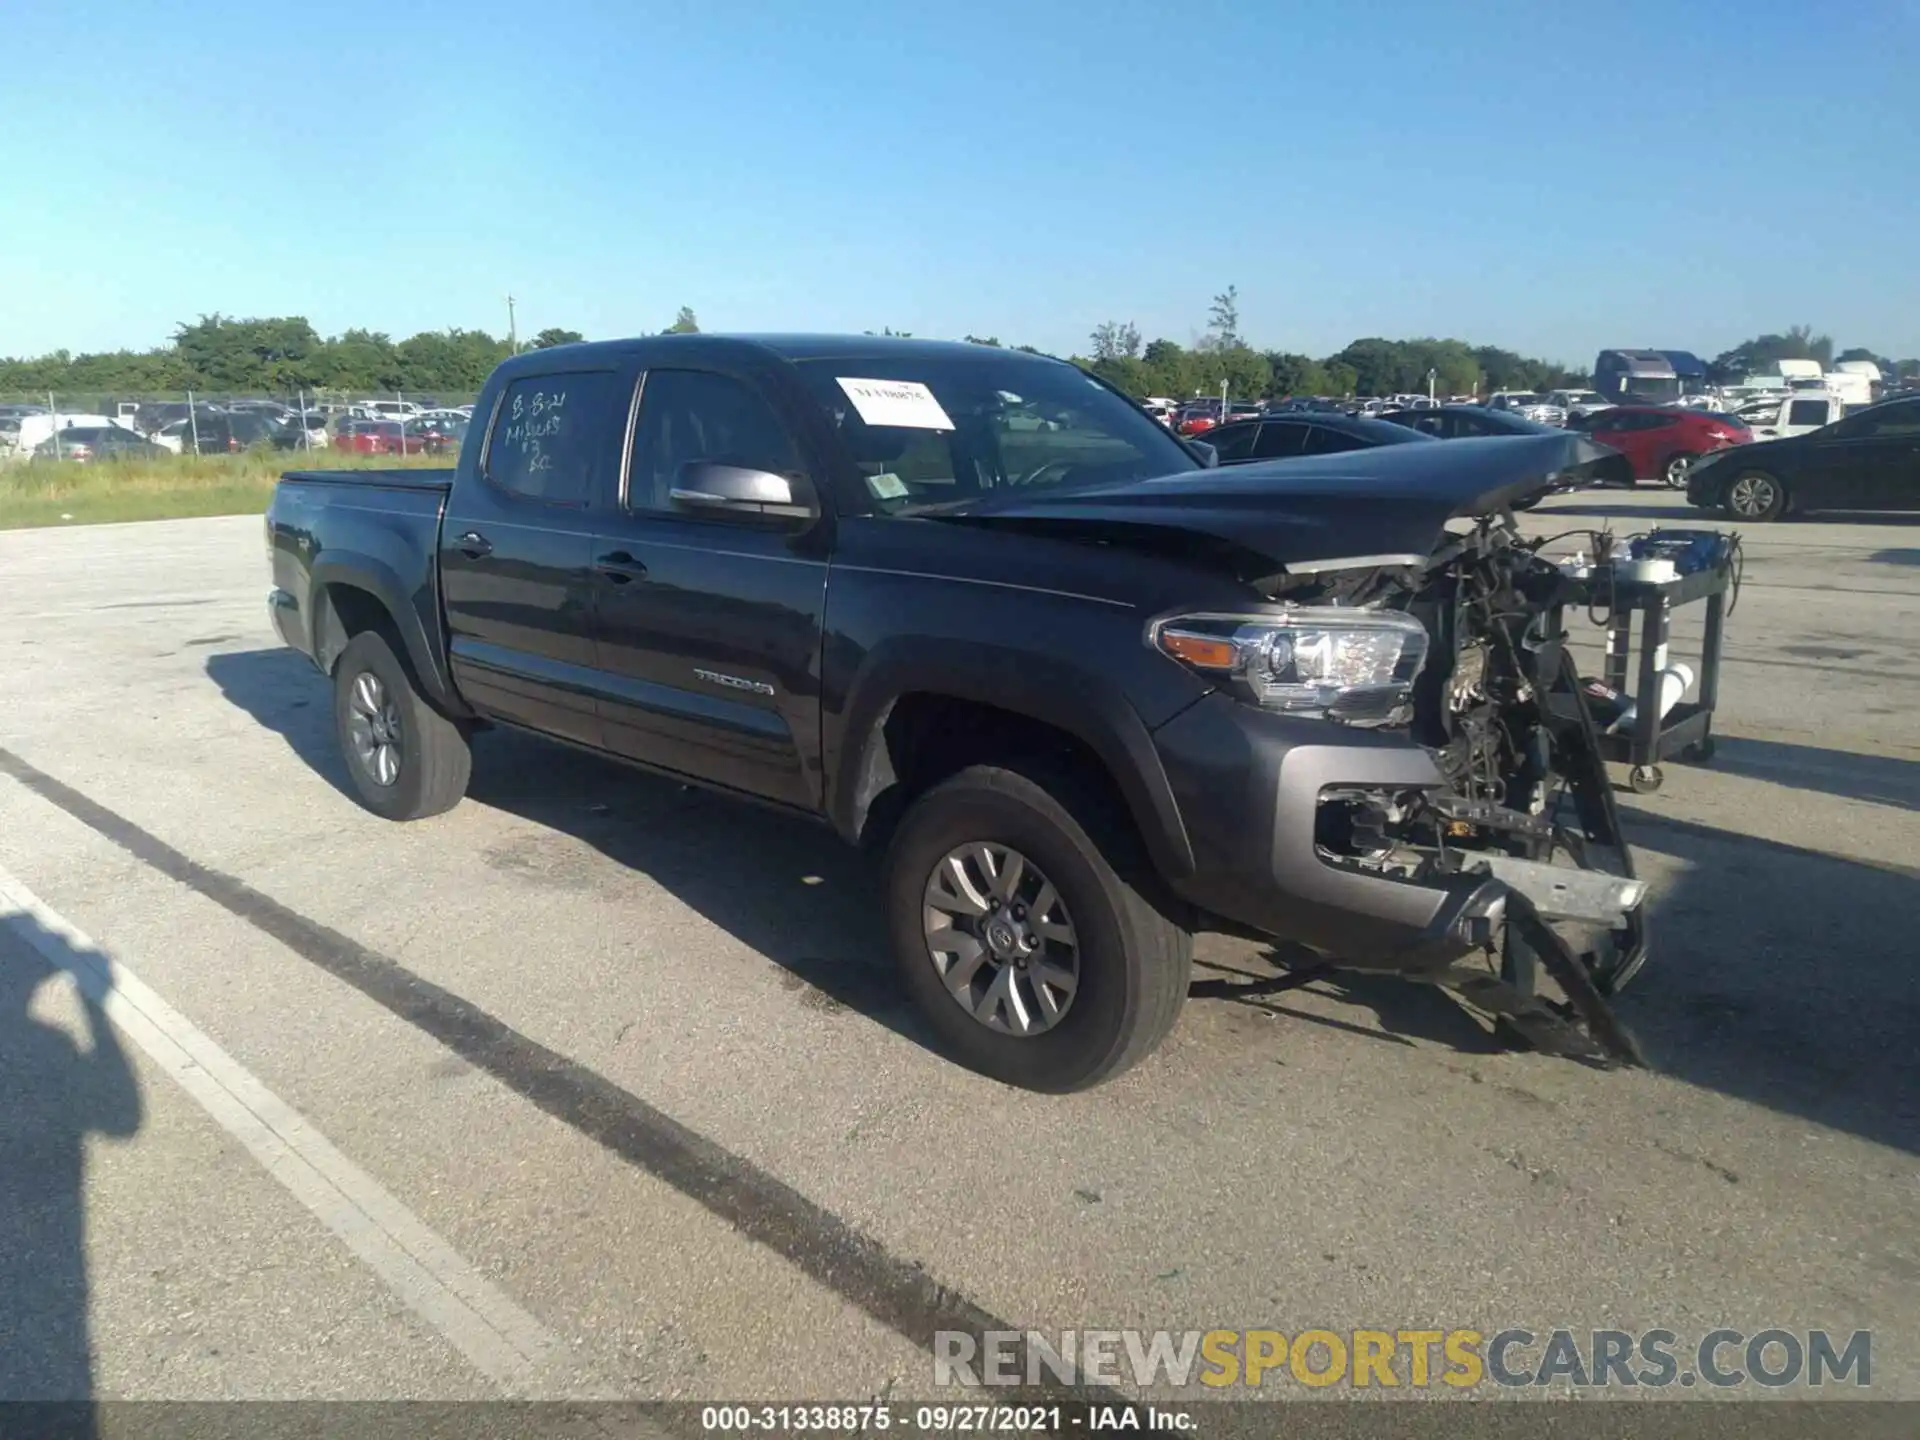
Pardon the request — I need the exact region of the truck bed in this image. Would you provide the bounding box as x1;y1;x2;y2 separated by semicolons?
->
280;467;456;492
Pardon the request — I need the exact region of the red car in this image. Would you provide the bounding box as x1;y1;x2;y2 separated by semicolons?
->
334;420;431;455
1573;405;1750;488
1175;404;1220;436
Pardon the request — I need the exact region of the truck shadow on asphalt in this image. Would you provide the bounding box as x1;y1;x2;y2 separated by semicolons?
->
1694;736;1920;810
0;913;143;1413
204;647;933;1048
208;647;1918;1153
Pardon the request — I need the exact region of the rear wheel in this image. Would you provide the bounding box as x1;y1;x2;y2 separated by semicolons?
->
332;630;471;820
1723;469;1787;521
886;764;1192;1092
1661;452;1697;489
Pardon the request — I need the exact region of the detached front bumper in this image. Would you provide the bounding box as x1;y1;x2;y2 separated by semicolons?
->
1151;694;1508;970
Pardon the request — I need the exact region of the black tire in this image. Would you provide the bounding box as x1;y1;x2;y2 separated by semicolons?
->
332;629;471;821
1659;452;1697;489
1721;469;1787;522
885;763;1192;1092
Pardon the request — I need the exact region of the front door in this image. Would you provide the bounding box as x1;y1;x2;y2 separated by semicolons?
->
589;366;829;808
1845;403;1920;510
439;368;622;748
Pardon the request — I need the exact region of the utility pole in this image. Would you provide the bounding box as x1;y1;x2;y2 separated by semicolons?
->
505;294;518;354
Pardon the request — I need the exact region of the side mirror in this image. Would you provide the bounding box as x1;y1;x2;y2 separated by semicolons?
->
670;460;819;522
1186;439;1220;468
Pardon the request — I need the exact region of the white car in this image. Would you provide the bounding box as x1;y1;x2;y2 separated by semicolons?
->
1551;389;1613;421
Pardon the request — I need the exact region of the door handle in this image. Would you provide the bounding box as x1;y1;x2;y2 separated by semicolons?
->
455;530;492;558
595;550;648;584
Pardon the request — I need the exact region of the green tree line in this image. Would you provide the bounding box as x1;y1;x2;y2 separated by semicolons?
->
0;309;688;398
8;303;1914;402
1072;293;1920;401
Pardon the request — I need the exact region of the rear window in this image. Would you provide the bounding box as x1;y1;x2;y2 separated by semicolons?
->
1787;400;1829;427
483;371;616;506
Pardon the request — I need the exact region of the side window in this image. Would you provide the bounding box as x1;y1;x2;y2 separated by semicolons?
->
1300;425;1364;455
484;372;614;506
1842;405;1920;439
625;369;803;514
1207;422;1260;461
1253;422;1308;459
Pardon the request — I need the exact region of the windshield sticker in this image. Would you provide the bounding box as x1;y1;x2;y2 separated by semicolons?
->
835;377;955;432
865;471;909;500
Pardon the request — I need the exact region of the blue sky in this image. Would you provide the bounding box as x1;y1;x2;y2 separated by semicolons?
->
3;0;1916;365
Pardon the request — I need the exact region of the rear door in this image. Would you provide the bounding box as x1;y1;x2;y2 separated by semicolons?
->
1300;424;1370;455
438;368;621;747
1203;421;1261;462
1251;420;1310;459
587;364;830;808
1586;411;1656;478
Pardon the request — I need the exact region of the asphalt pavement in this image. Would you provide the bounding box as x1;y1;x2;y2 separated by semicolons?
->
0;493;1916;1413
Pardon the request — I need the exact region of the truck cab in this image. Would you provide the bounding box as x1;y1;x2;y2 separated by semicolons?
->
1738;392;1845;440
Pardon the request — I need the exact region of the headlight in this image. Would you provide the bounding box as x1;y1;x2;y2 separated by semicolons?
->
1149;608;1430;724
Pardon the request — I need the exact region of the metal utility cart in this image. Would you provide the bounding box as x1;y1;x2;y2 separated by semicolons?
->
1555;558;1734;794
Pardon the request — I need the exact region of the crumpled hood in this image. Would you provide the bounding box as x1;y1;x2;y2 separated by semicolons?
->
949;432;1615;572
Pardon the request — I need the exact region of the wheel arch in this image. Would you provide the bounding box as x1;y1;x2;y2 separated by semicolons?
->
308;553;468;715
830;641;1197;881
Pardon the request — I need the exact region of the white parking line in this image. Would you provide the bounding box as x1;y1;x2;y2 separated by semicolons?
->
0;862;598;1400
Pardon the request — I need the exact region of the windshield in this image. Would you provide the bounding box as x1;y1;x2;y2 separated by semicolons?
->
790;355;1199;514
1623;376;1682;403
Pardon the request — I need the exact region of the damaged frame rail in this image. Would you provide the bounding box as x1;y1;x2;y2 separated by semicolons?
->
1441;645;1652;1067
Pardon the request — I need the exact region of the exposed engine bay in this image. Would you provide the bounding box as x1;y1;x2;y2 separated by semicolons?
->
1275;509;1650;1065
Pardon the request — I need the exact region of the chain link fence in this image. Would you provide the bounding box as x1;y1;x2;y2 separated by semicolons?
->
1;390;481;463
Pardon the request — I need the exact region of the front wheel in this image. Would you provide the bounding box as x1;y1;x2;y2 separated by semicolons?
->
1722;469;1787;521
886;764;1192;1092
332;630;472;820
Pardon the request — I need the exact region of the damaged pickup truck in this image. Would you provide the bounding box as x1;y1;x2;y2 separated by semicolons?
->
266;335;1645;1091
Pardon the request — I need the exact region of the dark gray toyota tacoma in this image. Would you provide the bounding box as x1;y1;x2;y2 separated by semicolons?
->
268;334;1646;1090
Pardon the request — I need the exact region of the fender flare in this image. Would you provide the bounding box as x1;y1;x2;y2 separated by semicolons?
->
830;637;1196;880
307;553;468;716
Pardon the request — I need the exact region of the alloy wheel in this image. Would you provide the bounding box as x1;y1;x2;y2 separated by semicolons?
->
345;670;404;787
1727;473;1778;518
922;842;1080;1036
1663;455;1693;488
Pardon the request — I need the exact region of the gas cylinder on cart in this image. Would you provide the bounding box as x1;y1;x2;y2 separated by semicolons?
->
1599;663;1696;735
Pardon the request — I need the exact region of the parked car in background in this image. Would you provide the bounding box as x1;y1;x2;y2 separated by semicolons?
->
8;412;122;455
275;413;332;450
1735;393;1846;441
1196;412;1438;464
1487;392;1564;425
364;399;422;420
1378;405;1631;498
404;415;465;452
1569;405;1750;487
175;410;285;455
1688;395;1920;521
31;425;168;463
333;419;431;455
1175;402;1221;436
1550;389;1613;422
